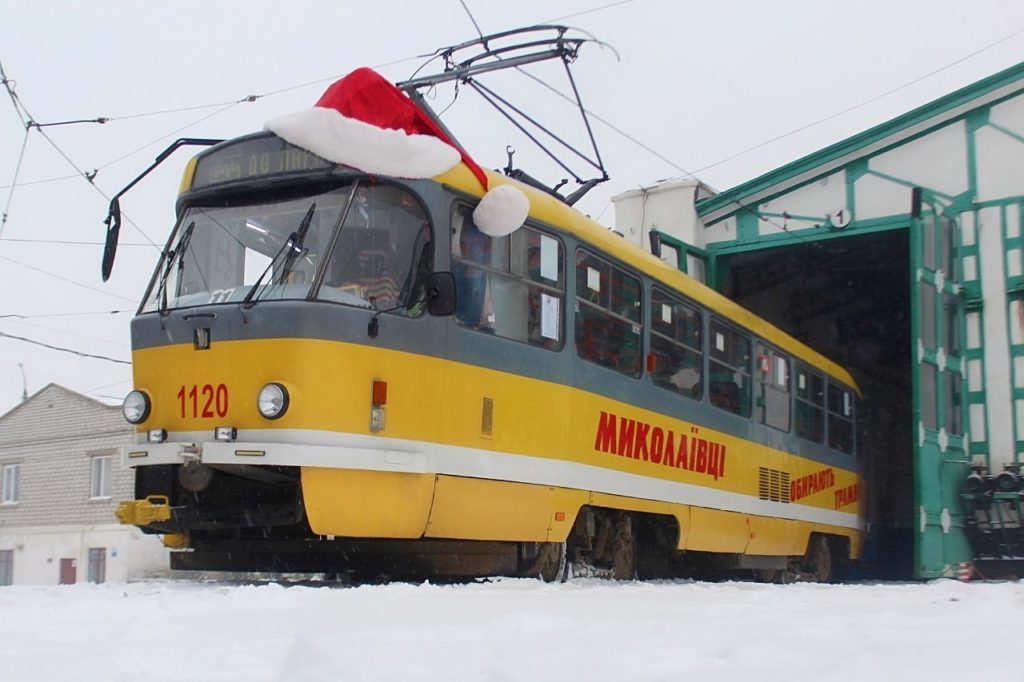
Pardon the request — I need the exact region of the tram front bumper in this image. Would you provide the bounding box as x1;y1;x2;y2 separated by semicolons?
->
121;438;430;473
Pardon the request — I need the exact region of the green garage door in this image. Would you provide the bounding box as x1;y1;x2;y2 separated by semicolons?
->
911;202;972;578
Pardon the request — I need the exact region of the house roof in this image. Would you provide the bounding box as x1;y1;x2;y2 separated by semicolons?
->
697;60;1024;225
0;383;123;445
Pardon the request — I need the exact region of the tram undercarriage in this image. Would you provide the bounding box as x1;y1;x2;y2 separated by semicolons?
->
120;462;841;583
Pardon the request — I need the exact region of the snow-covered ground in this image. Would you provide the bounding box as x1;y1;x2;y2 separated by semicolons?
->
1;578;1021;681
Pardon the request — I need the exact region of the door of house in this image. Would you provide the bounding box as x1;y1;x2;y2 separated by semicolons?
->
910;200;972;577
59;558;76;585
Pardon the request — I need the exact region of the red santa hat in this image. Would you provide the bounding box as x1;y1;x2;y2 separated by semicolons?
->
265;67;529;237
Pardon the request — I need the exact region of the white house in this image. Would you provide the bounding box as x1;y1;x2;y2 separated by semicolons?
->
0;384;168;585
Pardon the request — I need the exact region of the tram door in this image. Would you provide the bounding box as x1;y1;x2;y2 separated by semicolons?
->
910;199;972;578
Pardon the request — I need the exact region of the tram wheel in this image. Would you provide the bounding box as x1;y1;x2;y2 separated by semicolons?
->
790;536;833;583
529;542;568;582
808;536;833;583
610;513;637;580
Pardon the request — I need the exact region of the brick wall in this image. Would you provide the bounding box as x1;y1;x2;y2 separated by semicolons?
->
0;384;135;528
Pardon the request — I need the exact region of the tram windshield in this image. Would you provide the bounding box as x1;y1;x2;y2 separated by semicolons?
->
141;183;432;315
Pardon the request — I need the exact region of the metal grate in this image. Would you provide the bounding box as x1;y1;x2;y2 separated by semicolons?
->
758;467;791;503
481;397;494;438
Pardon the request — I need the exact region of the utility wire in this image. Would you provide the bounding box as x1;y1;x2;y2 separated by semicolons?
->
0;330;130;365
459;0;486;40
1;237;151;246
2;316;130;349
544;0;639;23
692;24;1024;175
0;310;129;319
0;61;161;250
84;377;132;394
0;127;30;238
96;100;241;172
0;253;139;304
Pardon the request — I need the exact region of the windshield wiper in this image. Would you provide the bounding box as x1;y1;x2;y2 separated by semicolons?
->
277;202;316;285
156;221;195;314
241;202;316;309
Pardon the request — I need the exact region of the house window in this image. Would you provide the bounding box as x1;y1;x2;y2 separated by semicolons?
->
88;548;106;584
1;464;19;505
90;456;111;499
0;549;12;586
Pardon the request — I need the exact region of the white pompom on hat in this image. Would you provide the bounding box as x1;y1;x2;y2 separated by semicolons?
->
472;184;531;237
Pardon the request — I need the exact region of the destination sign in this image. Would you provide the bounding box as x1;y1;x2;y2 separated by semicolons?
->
191;135;334;190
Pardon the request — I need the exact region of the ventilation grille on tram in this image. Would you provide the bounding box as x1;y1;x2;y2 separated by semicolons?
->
758;468;791;503
481;397;494;438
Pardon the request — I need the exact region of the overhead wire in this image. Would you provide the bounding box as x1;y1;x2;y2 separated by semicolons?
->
0;310;130;319
459;0;486;40
0;0;645;393
691;23;1024;175
0;253;139;304
1;2;1016;320
1;237;151;246
0;127;29;238
0;330;130;365
1;315;130;349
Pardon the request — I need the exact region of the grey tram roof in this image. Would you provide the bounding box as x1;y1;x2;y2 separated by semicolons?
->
697;60;1024;226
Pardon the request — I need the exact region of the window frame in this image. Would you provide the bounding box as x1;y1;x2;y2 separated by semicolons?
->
794;365;826;444
89;455;112;500
450;204;566;351
826;382;856;455
574;248;644;378
87;547;106;584
707;317;752;418
0;549;12;586
649;287;704;400
755;342;791;432
1;463;20;505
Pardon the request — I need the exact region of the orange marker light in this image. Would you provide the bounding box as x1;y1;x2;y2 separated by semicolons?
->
372;380;388;406
554;512;566;522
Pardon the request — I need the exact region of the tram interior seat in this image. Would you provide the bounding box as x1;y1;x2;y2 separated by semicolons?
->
709;380;741;414
578;318;619;369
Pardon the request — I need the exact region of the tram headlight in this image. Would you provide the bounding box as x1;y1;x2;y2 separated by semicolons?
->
122;390;151;424
257;383;289;420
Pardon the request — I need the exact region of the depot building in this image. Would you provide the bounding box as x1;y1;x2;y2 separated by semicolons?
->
613;60;1024;579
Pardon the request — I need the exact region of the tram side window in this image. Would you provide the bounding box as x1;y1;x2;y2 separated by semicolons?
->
650;289;703;399
708;319;751;417
827;383;855;454
451;204;564;349
575;250;642;377
795;366;824;443
756;343;790;431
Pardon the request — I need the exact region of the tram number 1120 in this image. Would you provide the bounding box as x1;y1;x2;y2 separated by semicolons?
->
177;384;229;419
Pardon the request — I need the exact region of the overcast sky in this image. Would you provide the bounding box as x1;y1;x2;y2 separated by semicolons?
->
1;0;1022;416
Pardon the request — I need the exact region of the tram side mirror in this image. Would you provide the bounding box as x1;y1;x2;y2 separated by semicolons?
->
101;197;122;282
426;272;457;317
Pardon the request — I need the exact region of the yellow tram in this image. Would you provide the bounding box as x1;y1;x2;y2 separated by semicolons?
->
113;64;864;582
